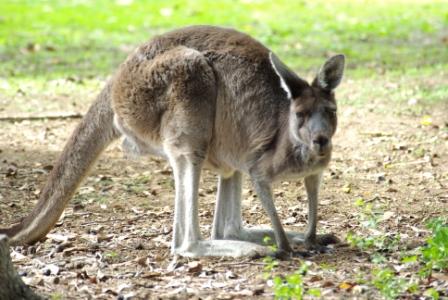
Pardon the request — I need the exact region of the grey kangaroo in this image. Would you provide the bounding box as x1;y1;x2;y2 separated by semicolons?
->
0;26;344;258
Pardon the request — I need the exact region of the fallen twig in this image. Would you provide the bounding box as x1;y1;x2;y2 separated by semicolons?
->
216;261;265;267
0;112;83;122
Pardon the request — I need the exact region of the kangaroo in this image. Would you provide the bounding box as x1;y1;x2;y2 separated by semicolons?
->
0;26;344;258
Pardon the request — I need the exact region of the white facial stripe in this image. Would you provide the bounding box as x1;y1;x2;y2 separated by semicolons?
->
289;114;303;144
269;52;292;99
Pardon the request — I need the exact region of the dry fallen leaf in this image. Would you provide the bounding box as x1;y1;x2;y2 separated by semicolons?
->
432;272;448;282
141;271;162;279
382;211;395;221
187;261;202;273
420;115;433;126
135;256;147;266
322;281;335;288
339;282;355;290
309;275;323;282
342;183;351;193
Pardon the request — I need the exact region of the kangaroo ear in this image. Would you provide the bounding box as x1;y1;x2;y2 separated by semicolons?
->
313;54;345;91
270;52;309;99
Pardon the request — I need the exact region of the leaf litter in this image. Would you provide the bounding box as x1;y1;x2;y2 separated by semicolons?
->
0;84;447;299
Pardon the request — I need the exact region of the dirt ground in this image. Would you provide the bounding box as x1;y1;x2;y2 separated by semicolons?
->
0;80;447;299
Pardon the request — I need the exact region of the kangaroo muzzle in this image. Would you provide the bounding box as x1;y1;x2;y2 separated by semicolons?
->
312;135;332;157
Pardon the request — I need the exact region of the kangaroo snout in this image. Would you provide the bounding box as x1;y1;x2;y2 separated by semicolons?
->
312;135;331;156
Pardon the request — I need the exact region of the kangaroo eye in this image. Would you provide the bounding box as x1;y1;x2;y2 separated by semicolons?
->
296;112;306;118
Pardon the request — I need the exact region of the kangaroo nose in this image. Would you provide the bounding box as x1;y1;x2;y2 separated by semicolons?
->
313;136;329;148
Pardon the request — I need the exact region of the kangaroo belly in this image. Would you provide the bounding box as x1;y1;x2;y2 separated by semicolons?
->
114;114;166;158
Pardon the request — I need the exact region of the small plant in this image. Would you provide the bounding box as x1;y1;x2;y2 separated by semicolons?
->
261;238;321;300
371;268;415;300
353;198;381;229
263;255;279;280
103;251;120;263
419;218;448;277
424;288;440;300
51;293;63;300
369;218;447;299
271;262;321;300
262;236;279;280
263;236;279;252
273;270;308;300
347;198;400;253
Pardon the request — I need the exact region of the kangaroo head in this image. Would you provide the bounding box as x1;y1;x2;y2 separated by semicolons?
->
270;53;345;158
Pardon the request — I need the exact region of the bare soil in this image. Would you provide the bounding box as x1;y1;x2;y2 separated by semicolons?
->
0;81;447;299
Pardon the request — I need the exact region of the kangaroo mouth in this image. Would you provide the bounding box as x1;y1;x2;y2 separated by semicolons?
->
313;145;332;158
317;151;328;157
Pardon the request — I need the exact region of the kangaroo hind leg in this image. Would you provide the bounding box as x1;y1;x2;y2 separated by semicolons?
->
160;48;271;257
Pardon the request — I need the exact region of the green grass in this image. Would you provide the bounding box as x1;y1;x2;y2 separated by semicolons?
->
420;218;448;275
0;1;446;113
347;198;448;299
0;0;447;80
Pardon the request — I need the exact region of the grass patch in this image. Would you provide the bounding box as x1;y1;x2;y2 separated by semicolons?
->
420;218;448;276
0;0;446;113
347;199;448;299
371;267;417;300
0;0;447;79
263;256;321;300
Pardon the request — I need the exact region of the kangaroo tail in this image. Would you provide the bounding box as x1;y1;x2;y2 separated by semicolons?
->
0;81;121;245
